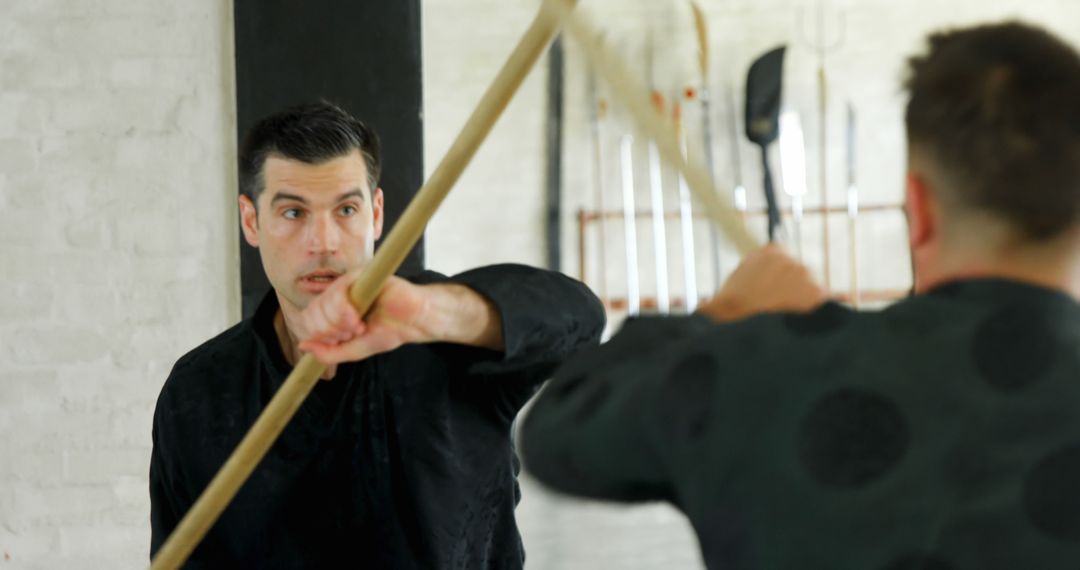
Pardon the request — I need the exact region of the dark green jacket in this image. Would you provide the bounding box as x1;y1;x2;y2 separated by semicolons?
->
522;279;1080;570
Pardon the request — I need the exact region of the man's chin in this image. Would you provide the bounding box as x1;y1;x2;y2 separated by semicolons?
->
297;277;335;296
274;288;314;314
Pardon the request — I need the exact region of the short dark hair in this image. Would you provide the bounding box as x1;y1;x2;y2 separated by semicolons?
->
238;100;382;203
904;22;1080;241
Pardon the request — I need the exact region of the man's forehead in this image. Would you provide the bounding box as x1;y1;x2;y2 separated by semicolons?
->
262;150;371;198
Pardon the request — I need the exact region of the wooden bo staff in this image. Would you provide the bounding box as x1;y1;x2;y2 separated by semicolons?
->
547;0;760;256
149;3;572;569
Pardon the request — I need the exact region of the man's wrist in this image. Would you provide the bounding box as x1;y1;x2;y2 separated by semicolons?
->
421;283;505;350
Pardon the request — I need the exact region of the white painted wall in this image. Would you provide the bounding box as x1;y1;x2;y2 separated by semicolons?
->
3;0;1080;568
422;0;552;274
0;1;238;568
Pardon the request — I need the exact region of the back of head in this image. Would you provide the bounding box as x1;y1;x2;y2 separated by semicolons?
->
238;101;382;203
905;22;1080;242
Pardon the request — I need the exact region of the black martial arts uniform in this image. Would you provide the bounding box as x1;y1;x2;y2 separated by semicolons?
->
522;279;1080;569
150;264;604;569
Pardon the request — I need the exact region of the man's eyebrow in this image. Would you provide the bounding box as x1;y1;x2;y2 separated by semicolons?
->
269;192;308;205
268;190;365;206
336;190;366;203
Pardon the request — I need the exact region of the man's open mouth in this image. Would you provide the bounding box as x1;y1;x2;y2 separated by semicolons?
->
302;271;341;283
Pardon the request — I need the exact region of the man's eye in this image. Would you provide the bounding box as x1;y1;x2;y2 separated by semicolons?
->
339;205;358;216
283;208;303;220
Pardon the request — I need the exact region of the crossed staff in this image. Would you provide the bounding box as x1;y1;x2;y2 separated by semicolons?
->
151;1;762;567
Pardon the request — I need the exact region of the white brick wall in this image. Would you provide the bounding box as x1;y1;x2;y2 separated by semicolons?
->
422;0;551;274
4;1;1080;568
0;1;237;568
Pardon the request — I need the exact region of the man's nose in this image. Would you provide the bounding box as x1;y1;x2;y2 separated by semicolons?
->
307;213;340;254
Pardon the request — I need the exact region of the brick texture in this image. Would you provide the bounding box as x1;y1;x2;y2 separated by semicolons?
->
0;2;237;568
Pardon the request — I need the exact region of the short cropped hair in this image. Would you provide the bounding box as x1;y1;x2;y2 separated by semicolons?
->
238;101;382;203
904;22;1080;240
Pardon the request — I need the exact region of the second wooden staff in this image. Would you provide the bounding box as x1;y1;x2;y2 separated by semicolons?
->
549;0;759;257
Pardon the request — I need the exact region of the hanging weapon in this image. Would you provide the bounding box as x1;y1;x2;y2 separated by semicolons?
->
674;102;699;311
846;101;860;307
607;36;642;316
619;132;642;316
586;70;609;302
549;0;758;256
646;31;671;314
799;0;845;289
726;83;748;215
690;0;721;292
745;46;787;241
647;108;671;313
779;109;808;260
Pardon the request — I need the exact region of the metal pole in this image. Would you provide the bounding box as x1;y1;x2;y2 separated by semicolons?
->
619;134;642;315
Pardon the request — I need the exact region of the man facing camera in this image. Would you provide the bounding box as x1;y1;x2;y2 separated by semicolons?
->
150;101;605;568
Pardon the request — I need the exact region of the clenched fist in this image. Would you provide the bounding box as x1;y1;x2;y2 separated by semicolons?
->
697;245;826;322
291;269;504;375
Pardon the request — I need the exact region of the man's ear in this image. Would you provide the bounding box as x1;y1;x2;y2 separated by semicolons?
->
239;194;260;248
905;171;937;251
372;187;385;241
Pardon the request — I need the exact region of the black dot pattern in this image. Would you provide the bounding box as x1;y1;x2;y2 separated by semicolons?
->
784;302;851;336
1023;442;1080;541
973;306;1056;391
798;389;909;487
658;354;718;441
529;280;1080;569
881;553;954;570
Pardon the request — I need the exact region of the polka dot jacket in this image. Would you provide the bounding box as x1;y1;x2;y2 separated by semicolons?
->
521;278;1080;570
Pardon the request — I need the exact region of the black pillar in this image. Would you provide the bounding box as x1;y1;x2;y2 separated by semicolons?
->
234;0;425;318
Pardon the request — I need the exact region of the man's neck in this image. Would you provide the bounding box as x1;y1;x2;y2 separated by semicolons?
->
915;242;1080;300
273;297;338;380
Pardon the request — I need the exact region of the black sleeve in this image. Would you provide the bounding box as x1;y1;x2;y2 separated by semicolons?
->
149;387;185;561
148;373;222;569
417;264;606;421
149;430;174;559
519;314;718;503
